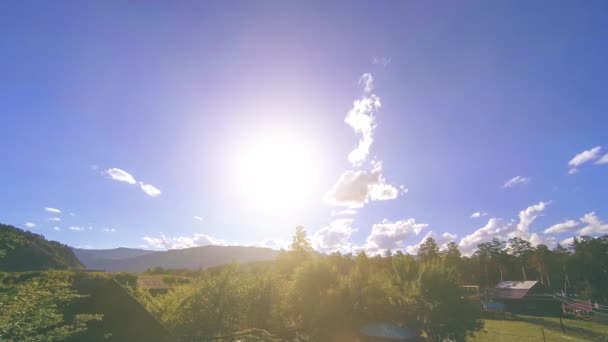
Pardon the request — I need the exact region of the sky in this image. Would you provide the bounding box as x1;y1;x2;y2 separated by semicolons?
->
1;1;607;254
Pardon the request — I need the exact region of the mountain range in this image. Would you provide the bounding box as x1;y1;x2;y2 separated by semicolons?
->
0;223;280;273
72;245;280;272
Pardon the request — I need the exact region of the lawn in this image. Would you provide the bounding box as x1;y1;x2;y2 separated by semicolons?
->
468;319;591;342
518;315;608;336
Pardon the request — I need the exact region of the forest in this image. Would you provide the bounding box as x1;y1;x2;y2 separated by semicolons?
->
1;225;607;341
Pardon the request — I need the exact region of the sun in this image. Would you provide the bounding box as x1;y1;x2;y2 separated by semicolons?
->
233;134;322;213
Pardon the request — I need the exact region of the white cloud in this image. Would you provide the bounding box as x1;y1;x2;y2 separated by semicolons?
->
363;218;428;254
568;146;602;174
248;238;290;250
44;207;61;214
311;218;357;253
578;211;608;236
69;226;84;231
48;217;61;222
323;162;402;208
142;233;226;250
331;209;358;216
503;176;531;188
345;91;381;166
69;212;76;216
106;168;137;184
560;237;575;247
25;222;36;228
359;73;374;93
103;228;116;233
543;220;579;234
459;201;552;255
470;211;487;219
53;226;61;231
596;153;608;165
139;181;161;197
372;56;391;67
193;216;203;221
405;231;457;255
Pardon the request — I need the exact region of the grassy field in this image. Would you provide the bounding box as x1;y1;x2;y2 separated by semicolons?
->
518;315;608;336
467;319;603;342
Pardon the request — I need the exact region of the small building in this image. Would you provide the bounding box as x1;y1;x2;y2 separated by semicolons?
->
490;280;559;315
137;275;170;295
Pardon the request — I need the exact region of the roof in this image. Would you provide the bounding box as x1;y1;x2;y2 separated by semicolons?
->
495;281;538;290
137;276;169;290
565;302;593;311
359;323;419;340
492;281;539;299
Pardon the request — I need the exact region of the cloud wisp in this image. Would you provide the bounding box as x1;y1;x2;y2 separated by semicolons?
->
44;207;62;214
470;211;488;219
25;222;36;228
503;176;531;188
568;146;602;174
104;167;161;197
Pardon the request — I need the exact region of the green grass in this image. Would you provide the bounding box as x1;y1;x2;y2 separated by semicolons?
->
518;315;608;336
468;319;591;342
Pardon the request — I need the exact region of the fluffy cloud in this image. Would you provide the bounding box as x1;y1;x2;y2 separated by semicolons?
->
470;211;487;219
25;222;36;228
406;231;457;255
311;218;357;253
324;162;402;208
48;217;61;222
142;233;226;250
568;146;602;174
363;218;428;254
139;181;161;197
345;89;381;166
106;168;137;184
45;207;61;214
578;211;608;236
359;73;374;93
543;220;579;234
503;176;531;188
248;238;290;250
459;201;552;255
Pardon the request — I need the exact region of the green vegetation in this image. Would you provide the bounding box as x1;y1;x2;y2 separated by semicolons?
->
0;224;82;271
1;224;607;341
0;271;101;341
468;319;574;342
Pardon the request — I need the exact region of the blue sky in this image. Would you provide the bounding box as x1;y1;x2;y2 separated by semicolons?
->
1;1;607;253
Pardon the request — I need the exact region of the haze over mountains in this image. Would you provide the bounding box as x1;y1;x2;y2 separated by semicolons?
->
0;224;280;273
72;245;280;272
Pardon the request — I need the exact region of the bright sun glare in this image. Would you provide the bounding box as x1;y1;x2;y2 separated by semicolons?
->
234;135;321;213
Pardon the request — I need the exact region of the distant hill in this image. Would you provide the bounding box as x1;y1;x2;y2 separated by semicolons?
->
73;247;158;270
0;223;83;271
76;245;280;272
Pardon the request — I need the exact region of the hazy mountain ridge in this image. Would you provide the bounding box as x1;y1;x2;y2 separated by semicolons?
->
74;245;280;272
0;223;83;271
72;247;158;270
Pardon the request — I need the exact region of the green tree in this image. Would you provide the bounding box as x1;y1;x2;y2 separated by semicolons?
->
290;225;313;254
418;237;440;262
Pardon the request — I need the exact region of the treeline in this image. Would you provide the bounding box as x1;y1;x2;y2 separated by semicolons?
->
444;235;608;302
132;227;482;341
0;224;83;271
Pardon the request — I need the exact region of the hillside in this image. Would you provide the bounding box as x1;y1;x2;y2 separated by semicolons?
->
79;245;280;272
73;247;158;269
0;223;82;271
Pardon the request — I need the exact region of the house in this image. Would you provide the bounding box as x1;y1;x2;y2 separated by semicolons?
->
490;280;559;315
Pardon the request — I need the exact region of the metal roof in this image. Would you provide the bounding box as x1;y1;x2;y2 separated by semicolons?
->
495;281;538;290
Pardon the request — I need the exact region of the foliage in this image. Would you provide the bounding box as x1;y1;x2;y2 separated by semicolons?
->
0;272;100;341
0;224;82;271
